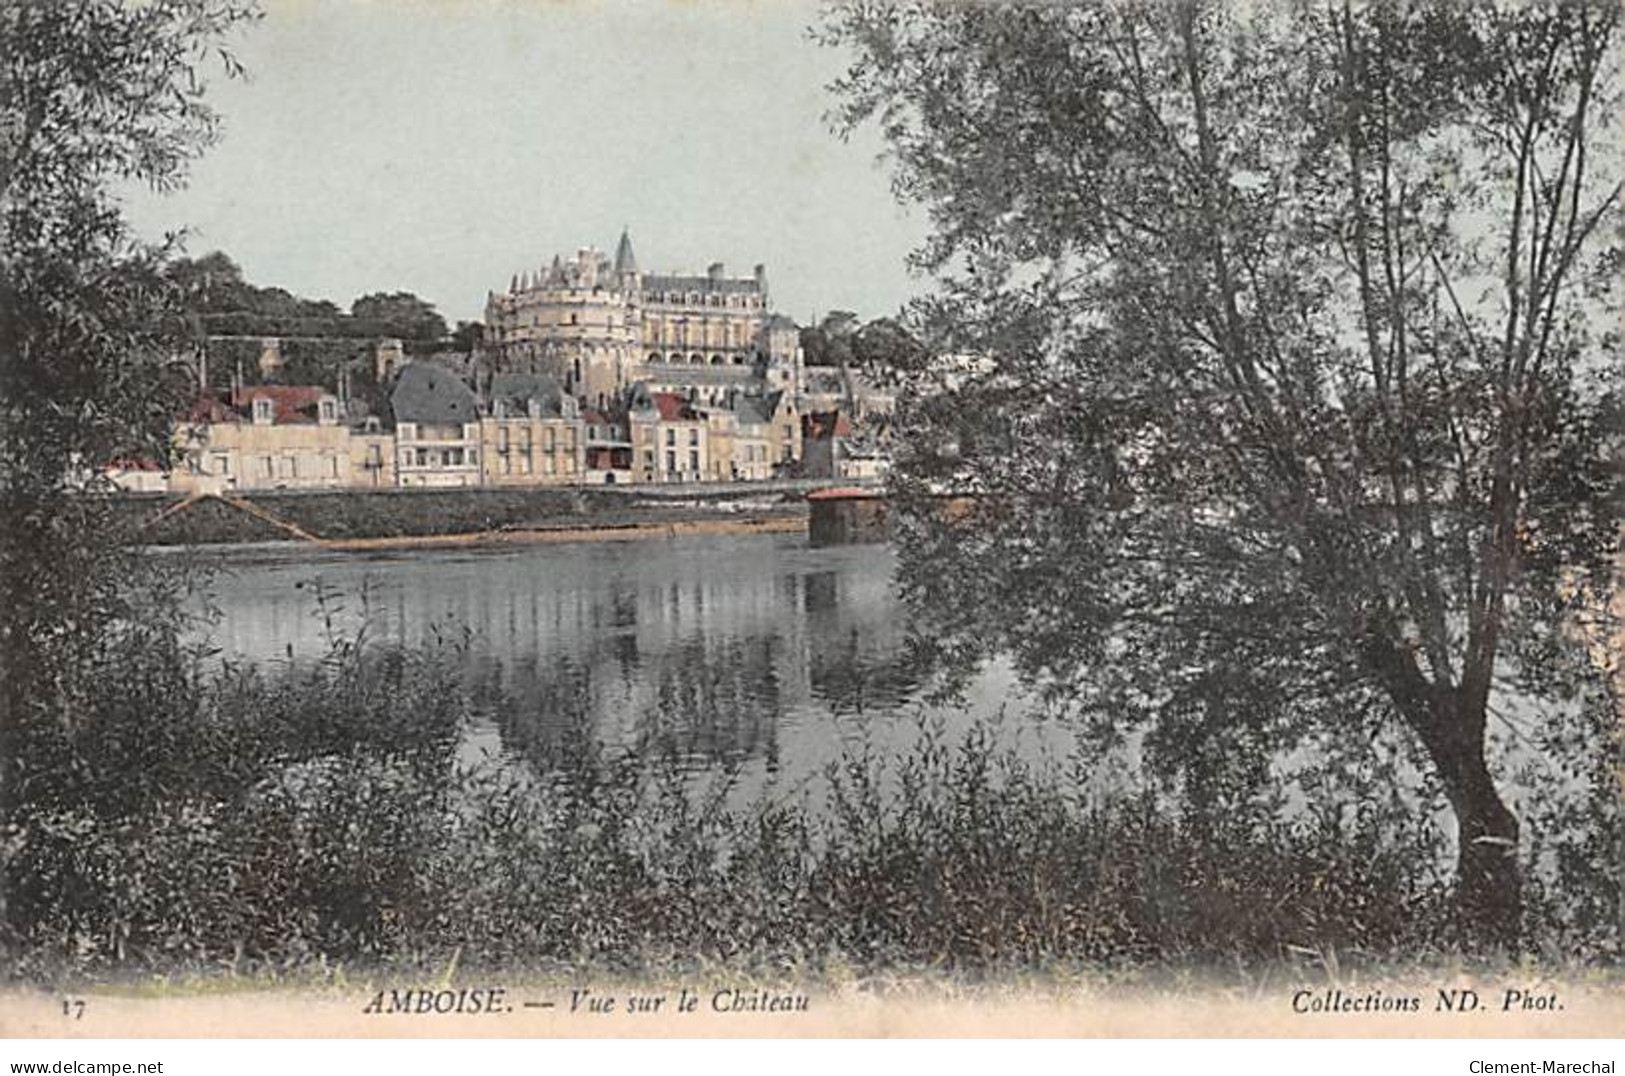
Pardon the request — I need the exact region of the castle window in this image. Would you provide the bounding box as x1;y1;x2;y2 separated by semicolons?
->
711;354;723;365
649;352;661;364
689;353;702;365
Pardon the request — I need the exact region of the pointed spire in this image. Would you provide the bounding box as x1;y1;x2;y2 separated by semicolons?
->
614;226;638;275
510;274;519;293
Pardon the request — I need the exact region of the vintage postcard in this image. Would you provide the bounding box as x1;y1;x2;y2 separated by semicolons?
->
1;0;1621;1044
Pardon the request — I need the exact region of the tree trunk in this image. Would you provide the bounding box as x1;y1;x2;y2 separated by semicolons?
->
1370;634;1524;949
1414;693;1523;950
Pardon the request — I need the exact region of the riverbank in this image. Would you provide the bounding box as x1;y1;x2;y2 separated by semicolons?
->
113;482;849;548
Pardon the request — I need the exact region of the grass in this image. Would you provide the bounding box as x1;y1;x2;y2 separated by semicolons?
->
2;620;1618;990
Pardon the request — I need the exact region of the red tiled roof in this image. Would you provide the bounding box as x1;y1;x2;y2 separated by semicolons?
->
803;410;851;439
187;393;237;423
105;457;163;472
652;392;692;422
232;385;327;424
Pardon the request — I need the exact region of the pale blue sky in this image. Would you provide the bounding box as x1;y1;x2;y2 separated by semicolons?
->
121;0;929;325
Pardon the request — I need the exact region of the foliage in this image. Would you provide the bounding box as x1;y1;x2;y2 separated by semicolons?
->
0;0;259;817
166;250;451;355
2;614;467;974
350;291;448;343
820;0;1623;942
800;310;862;367
9;636;1616;983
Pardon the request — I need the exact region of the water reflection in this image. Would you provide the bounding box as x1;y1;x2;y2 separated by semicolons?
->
190;534;1036;786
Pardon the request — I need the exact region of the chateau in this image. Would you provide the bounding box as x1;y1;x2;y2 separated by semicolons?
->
483;230;804;409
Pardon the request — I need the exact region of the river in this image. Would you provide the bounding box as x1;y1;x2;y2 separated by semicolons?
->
188;532;1076;795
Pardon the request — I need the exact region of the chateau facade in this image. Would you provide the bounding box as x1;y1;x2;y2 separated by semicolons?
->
484;230;804;409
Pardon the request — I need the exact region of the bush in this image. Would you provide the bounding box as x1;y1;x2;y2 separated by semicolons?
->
3;620;1617;985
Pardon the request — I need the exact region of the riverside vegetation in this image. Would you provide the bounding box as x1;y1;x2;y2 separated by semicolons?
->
3;570;1618;987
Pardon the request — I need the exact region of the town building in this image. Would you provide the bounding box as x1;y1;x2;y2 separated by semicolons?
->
170;385;357;494
627;383;709;484
478;372;584;485
582;408;634;485
390;363;481;488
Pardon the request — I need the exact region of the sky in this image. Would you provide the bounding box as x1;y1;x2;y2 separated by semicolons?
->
120;0;931;326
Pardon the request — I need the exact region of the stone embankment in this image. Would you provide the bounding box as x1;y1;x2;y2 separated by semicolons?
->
115;480;877;550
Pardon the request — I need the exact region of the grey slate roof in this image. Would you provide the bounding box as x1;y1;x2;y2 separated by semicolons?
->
614;229;638;274
488;371;569;417
643;362;759;386
624;381;658;416
390;363;478;425
730;390;784;426
641;273;762;296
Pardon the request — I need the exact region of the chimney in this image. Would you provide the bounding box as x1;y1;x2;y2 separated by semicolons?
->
708;262;725;282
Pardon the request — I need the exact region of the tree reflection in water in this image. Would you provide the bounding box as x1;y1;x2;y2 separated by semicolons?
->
195;534;998;787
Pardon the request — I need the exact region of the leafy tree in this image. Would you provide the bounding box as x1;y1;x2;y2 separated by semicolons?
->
167;249;250;312
801;309;863;367
853;316;928;376
823;1;1621;945
0;0;257;815
450;319;483;354
350;291;448;341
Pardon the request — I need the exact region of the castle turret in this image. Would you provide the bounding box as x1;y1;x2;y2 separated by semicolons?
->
614;227;638;278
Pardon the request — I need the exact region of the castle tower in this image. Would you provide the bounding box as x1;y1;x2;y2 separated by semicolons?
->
614;227;638;283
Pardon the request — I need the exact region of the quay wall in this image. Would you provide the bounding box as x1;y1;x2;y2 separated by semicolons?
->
111;482;865;547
